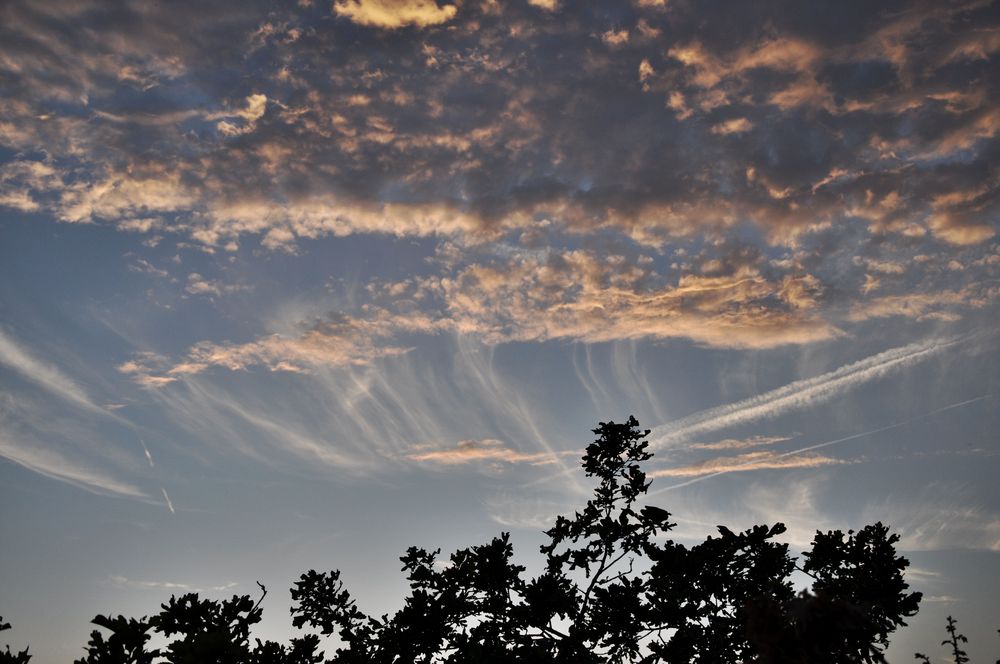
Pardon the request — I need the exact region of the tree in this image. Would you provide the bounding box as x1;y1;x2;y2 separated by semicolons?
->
944;615;972;664
0;617;31;664
915;615;987;664
289;417;921;663
75;584;323;664
33;417;926;662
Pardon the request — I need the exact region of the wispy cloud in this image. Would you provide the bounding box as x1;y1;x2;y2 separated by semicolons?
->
688;435;793;451
405;438;573;466
651;394;993;494
650;450;849;478
109;575;238;593
0;432;147;499
866;499;1000;553
649;338;961;448
485;493;573;531
0;329;106;415
922;595;961;604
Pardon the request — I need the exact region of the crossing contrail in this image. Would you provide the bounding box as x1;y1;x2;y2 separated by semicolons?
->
648;337;963;449
649;394;993;494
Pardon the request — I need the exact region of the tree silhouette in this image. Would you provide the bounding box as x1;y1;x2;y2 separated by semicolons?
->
287;417;921;663
944;615;972;664
0;617;31;664
14;417;933;662
913;615;1000;664
74;584;323;664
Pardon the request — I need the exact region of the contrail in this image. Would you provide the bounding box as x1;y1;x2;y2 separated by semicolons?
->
649;394;993;494
139;438;154;467
161;487;175;514
649;337;962;449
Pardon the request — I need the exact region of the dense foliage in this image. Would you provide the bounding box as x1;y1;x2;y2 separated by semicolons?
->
2;418;949;663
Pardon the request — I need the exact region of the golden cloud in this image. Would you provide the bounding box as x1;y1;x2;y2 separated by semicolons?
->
434;251;836;349
332;0;458;29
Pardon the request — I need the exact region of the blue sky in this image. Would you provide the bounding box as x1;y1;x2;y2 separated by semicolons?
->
1;0;999;661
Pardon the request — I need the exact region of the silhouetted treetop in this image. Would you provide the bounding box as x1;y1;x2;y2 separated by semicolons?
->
58;417;925;662
284;417;921;664
0;617;31;664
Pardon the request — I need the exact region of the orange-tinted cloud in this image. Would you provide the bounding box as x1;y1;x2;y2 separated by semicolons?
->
650;450;849;478
405;438;568;465
332;0;458;29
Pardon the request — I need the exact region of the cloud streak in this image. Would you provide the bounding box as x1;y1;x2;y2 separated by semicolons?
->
651;394;994;493
405;438;573;466
0;432;147;499
109;575;238;593
0;330;106;415
649;337;963;448
649;450;850;478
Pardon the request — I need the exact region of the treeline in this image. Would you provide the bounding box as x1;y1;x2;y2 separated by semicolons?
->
1;418;996;663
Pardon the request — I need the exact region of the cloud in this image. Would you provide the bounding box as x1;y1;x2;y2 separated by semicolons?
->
0;189;40;212
430;249;837;349
0;330;106;415
109;575;239;593
0;0;994;261
57;171;197;226
710;117;753;135
651;394;994;494
864;490;1000;553
215;93;268;136
134;246;846;384
650;450;849;478
0;432;147;499
921;595;961;604
848;290;983;323
143;375;379;471
184;273;250;298
332;0;458;29
172;312;428;375
1;0;997;375
650;338;961;448
689;435;792;451
129;259;171;279
526;0;559;11
601;28;630;47
486;493;573;530
117;310;442;384
405;438;571;466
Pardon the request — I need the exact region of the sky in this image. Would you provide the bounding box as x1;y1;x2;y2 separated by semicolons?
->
0;0;998;660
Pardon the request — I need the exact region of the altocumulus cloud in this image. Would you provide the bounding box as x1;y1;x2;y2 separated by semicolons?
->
0;0;998;364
